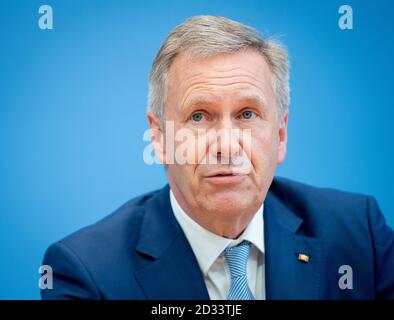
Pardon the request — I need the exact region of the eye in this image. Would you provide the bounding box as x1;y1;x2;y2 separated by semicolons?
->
191;112;204;122
239;110;256;120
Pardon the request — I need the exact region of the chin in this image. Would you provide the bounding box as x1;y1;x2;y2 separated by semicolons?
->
203;191;255;216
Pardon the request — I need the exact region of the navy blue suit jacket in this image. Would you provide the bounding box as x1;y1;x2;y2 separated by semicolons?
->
41;177;394;299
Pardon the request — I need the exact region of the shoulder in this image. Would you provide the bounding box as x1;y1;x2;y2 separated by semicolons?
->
41;186;170;299
271;176;369;205
270;176;373;236
50;185;169;265
270;177;366;202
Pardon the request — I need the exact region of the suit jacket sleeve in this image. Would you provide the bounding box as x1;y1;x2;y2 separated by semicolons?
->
40;241;102;300
368;196;394;299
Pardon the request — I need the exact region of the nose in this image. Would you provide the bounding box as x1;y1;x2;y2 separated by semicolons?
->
208;117;242;165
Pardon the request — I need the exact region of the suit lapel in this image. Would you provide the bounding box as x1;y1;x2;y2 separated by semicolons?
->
134;182;322;300
264;188;322;300
134;185;210;300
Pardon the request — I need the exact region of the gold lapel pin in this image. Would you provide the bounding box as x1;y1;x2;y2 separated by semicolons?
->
297;253;310;263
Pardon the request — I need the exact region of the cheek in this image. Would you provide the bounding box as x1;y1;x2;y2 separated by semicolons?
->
170;161;199;187
249;128;278;170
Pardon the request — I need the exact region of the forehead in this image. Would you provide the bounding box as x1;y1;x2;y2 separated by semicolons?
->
167;49;274;106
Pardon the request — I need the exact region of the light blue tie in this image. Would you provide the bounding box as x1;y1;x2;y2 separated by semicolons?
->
224;240;255;300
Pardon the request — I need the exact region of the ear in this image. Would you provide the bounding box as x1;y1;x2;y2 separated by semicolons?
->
147;112;166;164
277;110;289;165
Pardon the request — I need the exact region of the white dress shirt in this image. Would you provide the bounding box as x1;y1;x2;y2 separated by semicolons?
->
170;190;266;300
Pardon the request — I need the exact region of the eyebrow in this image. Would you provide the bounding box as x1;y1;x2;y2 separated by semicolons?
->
238;93;267;108
182;93;267;112
182;96;215;112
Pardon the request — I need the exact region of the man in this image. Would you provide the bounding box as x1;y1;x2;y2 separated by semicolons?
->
41;15;394;300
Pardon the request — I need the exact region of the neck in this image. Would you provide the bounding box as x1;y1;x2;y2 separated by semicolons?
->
170;185;258;239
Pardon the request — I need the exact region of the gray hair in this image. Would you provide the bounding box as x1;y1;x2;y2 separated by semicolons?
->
148;15;290;123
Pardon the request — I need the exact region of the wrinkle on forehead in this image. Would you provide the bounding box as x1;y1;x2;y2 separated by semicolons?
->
170;50;271;84
167;50;274;113
181;88;269;114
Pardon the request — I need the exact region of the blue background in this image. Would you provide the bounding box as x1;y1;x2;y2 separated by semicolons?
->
0;0;393;299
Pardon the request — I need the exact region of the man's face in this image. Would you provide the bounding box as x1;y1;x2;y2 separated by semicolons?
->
148;49;288;223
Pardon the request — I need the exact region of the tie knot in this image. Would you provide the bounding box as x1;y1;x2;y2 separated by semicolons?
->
224;240;251;278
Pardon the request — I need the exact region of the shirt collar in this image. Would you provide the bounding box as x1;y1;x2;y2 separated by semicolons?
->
170;189;265;275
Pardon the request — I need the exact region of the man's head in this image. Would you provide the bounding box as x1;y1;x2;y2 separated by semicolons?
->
147;16;289;237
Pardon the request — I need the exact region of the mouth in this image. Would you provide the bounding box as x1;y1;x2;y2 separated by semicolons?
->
204;170;247;185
